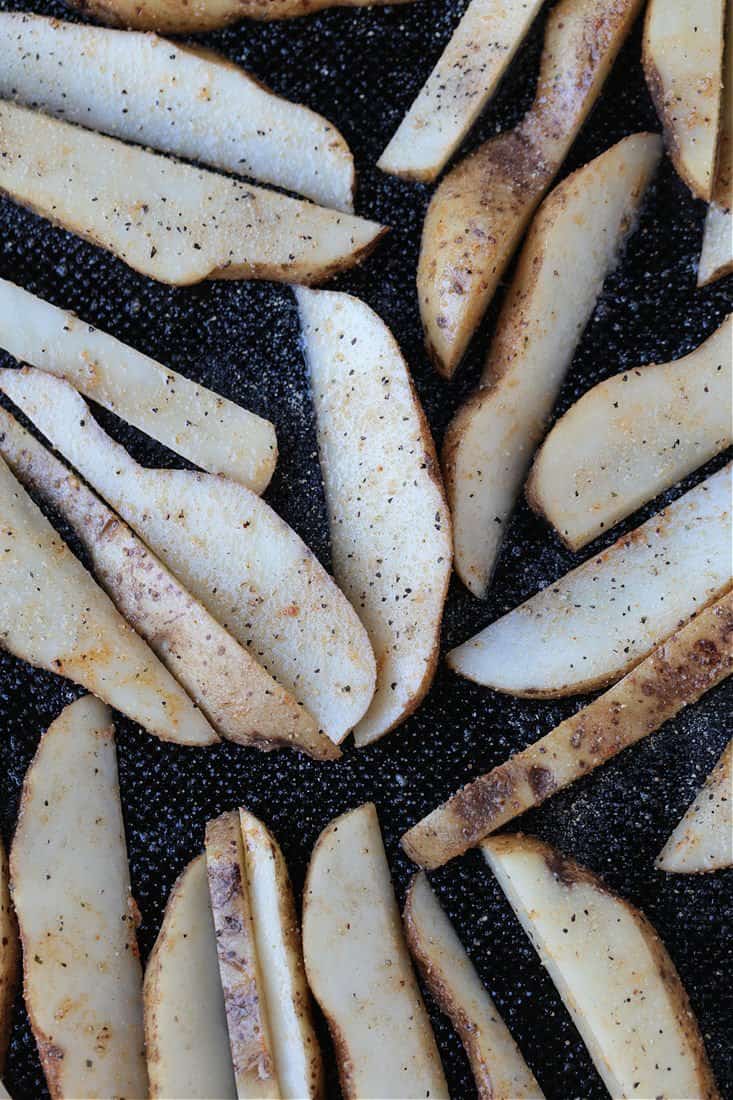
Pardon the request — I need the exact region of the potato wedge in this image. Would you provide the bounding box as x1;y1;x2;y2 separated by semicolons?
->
10;696;148;1100
0;367;376;744
444;133;662;596
527;315;733;550
0;406;334;759
483;835;720;1099
378;0;545;182
643;0;725;200
404;873;543;1099
418;0;643;377
404;592;733;868
0;103;384;288
657;740;733;874
0;840;17;1078
447;464;732;696
302;804;448;1099
296;289;452;745
0;451;215;746
145;855;237;1100
699;10;733;285
0;14;354;212
0;1081;10;1098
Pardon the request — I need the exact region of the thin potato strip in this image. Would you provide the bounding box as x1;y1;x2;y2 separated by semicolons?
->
0;840;16;1077
699;7;733;285
657;740;733;874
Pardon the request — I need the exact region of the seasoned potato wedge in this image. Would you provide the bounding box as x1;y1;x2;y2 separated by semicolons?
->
403;592;733;868
657;739;733;874
699;12;733;285
418;0;643;377
448;465;732;696
0;103;384;288
644;0;725;200
483;835;720;1099
144;855;237;1100
0;367;376;744
297;289;452;745
0;840;17;1078
0;14;354;212
378;0;544;182
302;804;448;1099
404;873;543;1099
10;697;148;1100
444;133;662;596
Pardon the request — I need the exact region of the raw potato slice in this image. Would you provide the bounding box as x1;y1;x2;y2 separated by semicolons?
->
418;0;643;377
699;9;733;285
297;289;452;745
482;835;720;1100
0;14;354;213
302;804;448;1100
0;407;334;759
0;452;215;746
0;277;276;492
444;133;662;597
527;315;733;549
0;103;384;288
0;1082;10;1098
144;856;237;1100
10;696;149;1100
378;0;545;182
0;367;376;744
448;464;732;696
404;873;544;1099
657;740;733;874
0;840;17;1077
403;593;733;868
644;0;725;200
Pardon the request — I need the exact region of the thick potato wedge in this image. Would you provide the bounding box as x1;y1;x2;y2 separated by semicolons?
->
0;14;354;212
418;0;643;377
448;465;732;696
644;0;725;200
0;103;384;288
444;133;662;596
302;804;448;1099
527;315;733;550
10;697;148;1100
699;11;733;285
0;452;215;746
404;873;543;1099
0;840;17;1078
0;278;276;492
296;289;452;745
403;592;733;868
483;835;720;1099
0;407;333;759
144;855;237;1100
378;0;544;182
0;368;376;744
657;740;733;874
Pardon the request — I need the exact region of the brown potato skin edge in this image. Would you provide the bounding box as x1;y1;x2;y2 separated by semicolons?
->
0;840;18;1079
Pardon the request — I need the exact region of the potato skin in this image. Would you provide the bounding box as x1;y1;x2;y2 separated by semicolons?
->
66;0;412;32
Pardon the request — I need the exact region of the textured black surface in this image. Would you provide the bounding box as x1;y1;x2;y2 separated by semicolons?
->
0;0;732;1097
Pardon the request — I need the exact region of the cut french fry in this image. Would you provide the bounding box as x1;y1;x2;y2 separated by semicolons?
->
448;464;732;696
377;0;544;182
0;451;216;746
144;855;237;1100
403;592;733;868
417;0;643;377
527;315;733;550
0;367;376;744
443;133;662;596
10;697;149;1100
482;835;720;1100
296;289;452;745
643;0;725;201
302;804;448;1099
404;873;544;1099
0;14;354;212
657;740;733;874
699;8;733;285
0;103;384;288
0;406;334;759
0;840;17;1077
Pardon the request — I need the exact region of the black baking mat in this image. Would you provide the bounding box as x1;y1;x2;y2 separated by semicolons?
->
0;0;731;1096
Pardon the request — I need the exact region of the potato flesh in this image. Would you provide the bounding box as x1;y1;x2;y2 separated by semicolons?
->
0;103;384;288
0;841;16;1078
699;14;733;285
657;740;733;874
10;696;149;1100
443;133;662;596
448;465;732;696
